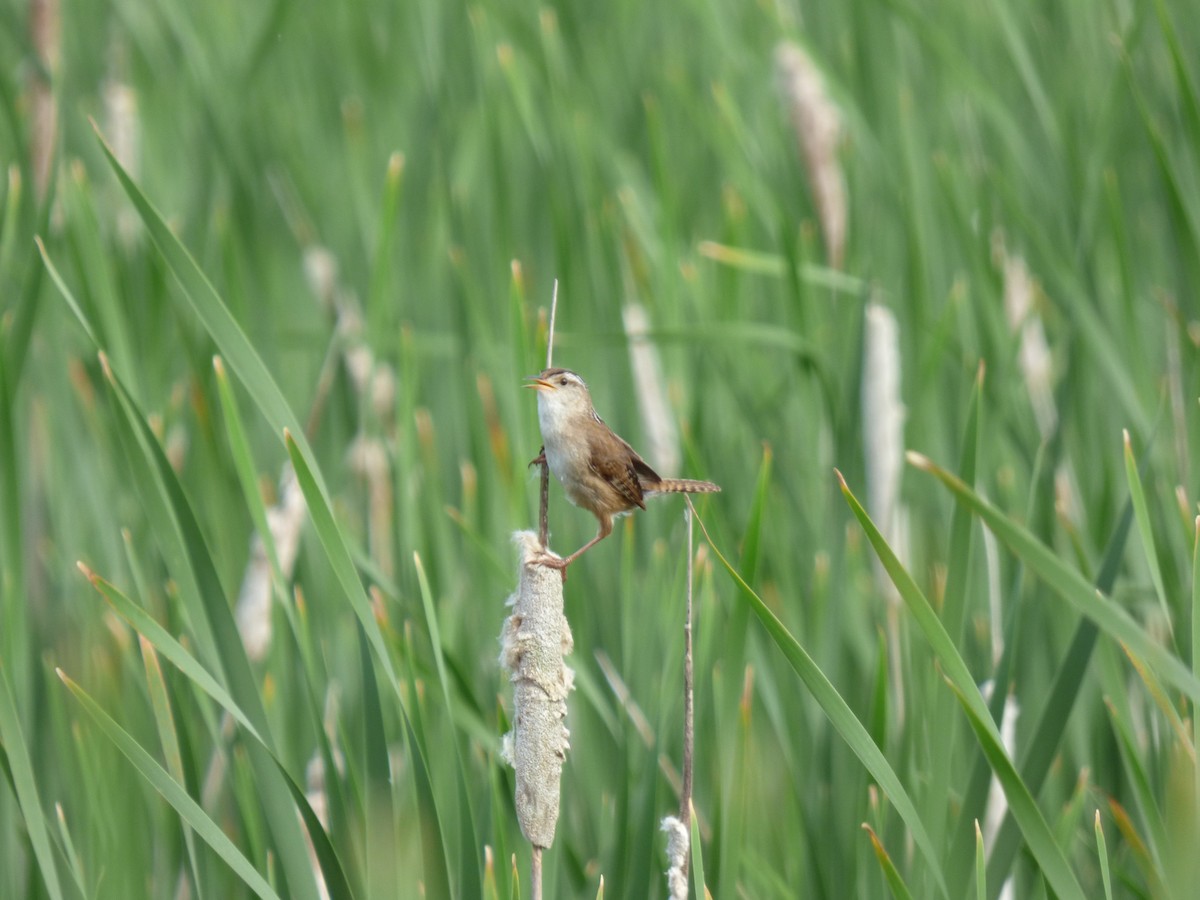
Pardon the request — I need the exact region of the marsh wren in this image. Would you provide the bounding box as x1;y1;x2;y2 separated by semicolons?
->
526;367;720;572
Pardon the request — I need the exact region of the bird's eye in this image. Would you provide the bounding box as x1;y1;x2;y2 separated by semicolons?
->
558;377;568;386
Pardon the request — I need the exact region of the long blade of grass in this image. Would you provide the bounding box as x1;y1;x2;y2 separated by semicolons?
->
697;240;866;294
284;432;397;688
863;824;916;900
1124;431;1174;637
1194;515;1200;789
80;564;358;900
947;676;1086;900
840;471;1085;899
1108;798;1167;895
981;495;1133;893
974;820;986;900
52;802;87;899
738;445;771;583
139;635;205;899
365;153;405;338
96;359;322;900
929;361;982;884
691;510;949;897
90;122;327;496
940;362;983;643
57;669;281;900
909;452;1200;704
0;665;64;900
0;352;27;696
413;552;482;897
211;356;292;612
285;433;453;896
1104;696;1167;861
689;799;707;900
79;563;264;744
358;625;397;897
1095;810;1114;900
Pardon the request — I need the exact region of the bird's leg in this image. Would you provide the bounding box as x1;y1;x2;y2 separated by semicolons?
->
528;445;547;468
540;516;613;581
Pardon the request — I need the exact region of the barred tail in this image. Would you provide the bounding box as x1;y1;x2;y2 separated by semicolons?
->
647;478;721;494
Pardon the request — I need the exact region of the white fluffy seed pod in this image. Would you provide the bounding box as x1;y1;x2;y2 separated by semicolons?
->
862;301;908;574
775;41;847;269
499;532;574;849
660;815;690;899
623;304;680;476
235;466;307;660
1002;253;1056;439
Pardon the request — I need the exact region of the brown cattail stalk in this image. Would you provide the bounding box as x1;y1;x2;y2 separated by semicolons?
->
661;501;697;898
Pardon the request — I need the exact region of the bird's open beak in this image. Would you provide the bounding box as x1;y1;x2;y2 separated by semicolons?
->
524;376;555;391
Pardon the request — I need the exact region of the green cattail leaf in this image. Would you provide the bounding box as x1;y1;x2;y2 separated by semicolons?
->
58;669;281;900
864;824;915;900
0;666;64;900
693;509;949;897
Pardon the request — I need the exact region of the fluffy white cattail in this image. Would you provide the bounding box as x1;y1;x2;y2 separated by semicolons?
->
775;41;847;269
862;302;909;573
1001;252;1056;439
104;39;141;248
499;532;574;849
660;816;690;899
303;246;339;310
29;0;59;201
862;301;908;722
337;307;398;422
235;466;307;660
103;70;139;180
346;434;394;578
623;304;680;476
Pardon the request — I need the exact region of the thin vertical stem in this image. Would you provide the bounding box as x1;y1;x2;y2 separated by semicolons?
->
531;846;543;900
546;279;558;369
539;455;549;549
680;500;696;878
538;278;558;550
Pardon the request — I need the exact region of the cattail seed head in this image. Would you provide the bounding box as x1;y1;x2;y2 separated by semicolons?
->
775;41;847;269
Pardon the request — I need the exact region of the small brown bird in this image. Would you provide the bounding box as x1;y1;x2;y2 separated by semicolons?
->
526;367;720;573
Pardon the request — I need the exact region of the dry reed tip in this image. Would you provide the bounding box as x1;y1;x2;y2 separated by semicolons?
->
905;450;931;470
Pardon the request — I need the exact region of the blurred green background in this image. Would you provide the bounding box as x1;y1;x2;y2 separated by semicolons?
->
3;0;1200;896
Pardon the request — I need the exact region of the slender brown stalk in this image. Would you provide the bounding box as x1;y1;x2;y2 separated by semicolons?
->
531;846;543;900
539;459;550;549
536;279;558;551
680;502;695;861
661;500;697;898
